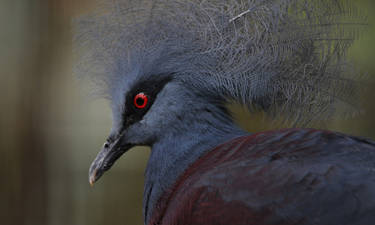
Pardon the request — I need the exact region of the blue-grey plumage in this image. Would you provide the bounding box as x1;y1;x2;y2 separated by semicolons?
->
74;0;373;224
74;0;365;125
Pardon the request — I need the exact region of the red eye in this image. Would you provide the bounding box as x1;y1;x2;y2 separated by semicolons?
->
134;92;148;109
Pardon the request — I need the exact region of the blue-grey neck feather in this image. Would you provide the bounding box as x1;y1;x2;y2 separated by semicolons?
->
143;106;246;223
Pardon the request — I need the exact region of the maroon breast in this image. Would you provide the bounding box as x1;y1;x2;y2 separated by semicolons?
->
148;129;375;225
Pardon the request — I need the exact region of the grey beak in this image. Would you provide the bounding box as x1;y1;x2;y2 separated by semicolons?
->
88;137;132;186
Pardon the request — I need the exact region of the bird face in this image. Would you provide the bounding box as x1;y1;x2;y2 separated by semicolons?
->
88;74;189;185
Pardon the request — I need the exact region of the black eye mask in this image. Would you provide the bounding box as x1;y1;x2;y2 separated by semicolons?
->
122;75;172;129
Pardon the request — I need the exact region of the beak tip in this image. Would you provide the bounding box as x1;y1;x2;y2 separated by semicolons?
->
89;169;97;187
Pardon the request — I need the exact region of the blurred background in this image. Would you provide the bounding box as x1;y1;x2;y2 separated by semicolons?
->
0;0;374;225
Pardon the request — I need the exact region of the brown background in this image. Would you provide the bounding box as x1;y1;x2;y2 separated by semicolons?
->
0;0;374;225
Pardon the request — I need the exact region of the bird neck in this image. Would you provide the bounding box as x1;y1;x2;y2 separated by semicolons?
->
143;111;247;223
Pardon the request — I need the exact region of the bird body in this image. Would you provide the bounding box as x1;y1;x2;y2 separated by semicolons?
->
149;129;375;225
74;0;374;224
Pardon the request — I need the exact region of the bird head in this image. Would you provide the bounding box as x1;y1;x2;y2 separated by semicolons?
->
88;73;173;185
86;43;232;185
74;0;364;186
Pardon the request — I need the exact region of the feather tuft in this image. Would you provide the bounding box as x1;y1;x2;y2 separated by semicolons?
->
74;0;367;125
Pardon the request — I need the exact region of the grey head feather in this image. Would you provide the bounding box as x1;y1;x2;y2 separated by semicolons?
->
74;0;366;126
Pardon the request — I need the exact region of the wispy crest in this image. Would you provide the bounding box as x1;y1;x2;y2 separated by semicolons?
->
74;0;367;125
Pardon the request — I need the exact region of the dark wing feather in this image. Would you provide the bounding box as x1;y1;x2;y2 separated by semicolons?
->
150;129;375;225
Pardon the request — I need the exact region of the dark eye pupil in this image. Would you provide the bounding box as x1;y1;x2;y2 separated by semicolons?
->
136;98;144;105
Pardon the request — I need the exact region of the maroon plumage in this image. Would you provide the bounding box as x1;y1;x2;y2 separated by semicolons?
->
149;129;375;225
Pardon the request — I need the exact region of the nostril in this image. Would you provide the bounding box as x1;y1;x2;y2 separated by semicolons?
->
104;142;109;148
